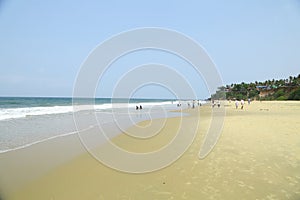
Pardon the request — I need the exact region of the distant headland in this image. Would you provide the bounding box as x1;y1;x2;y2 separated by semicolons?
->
212;74;300;101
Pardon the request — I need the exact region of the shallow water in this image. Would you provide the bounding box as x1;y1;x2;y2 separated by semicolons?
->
0;100;193;152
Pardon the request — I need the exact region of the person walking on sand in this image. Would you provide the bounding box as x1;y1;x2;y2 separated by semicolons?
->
235;99;239;109
241;99;245;110
248;98;251;105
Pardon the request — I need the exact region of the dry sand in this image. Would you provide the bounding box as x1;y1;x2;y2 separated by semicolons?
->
1;101;300;200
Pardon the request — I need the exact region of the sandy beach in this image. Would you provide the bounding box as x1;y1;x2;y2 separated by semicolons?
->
1;101;300;200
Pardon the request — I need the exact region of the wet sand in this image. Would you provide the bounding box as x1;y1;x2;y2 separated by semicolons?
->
2;101;300;200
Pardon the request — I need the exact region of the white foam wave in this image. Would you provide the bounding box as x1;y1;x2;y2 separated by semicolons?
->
0;106;74;121
0;101;178;121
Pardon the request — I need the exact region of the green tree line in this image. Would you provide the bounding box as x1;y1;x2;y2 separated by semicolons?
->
211;74;300;101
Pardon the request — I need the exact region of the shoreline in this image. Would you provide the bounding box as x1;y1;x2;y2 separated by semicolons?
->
0;106;193;196
0;103;190;153
1;101;300;199
0;130;79;154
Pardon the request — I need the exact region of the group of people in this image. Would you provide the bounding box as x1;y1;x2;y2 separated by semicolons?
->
187;100;202;109
135;105;143;110
234;98;251;109
211;100;221;108
211;98;251;109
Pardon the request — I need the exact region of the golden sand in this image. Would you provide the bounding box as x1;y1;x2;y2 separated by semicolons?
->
2;101;300;200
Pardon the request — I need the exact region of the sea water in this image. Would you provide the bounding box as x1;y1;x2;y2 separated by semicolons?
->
0;97;204;153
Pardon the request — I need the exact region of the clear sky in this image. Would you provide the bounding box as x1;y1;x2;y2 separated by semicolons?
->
0;0;300;99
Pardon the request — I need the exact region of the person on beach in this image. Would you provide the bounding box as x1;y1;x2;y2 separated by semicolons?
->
139;105;143;110
248;98;251;105
235;99;239;109
217;100;221;108
241;99;245;109
212;100;215;108
136;105;139;110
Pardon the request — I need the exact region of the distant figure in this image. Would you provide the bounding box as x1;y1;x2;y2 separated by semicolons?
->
217;100;221;108
136;105;139;110
248;98;251;105
187;102;191;108
235;100;239;109
241;99;245;109
212;100;215;108
139;105;143;110
192;101;195;109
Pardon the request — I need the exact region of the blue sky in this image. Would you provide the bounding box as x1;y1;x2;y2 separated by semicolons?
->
0;0;299;98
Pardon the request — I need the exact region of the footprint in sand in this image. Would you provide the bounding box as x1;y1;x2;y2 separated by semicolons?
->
237;180;246;187
266;194;277;200
286;176;299;185
248;185;255;190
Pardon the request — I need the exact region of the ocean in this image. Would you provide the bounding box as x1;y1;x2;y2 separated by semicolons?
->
0;97;201;153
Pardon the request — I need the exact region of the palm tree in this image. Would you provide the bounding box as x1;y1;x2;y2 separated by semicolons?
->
268;80;272;85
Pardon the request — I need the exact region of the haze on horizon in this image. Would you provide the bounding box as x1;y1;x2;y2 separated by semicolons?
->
0;0;299;99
